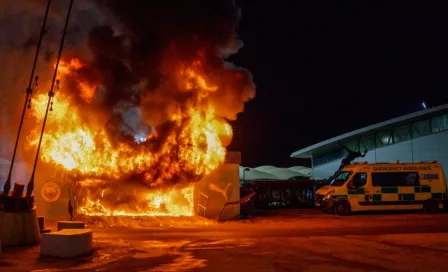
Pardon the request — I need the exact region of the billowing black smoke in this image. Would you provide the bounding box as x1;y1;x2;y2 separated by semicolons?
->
79;0;255;131
0;0;105;161
0;0;255;187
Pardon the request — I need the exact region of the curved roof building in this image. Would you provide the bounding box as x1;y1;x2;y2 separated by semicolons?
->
291;104;448;181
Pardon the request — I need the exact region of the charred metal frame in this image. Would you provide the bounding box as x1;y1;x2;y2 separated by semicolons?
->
197;192;209;217
240;179;328;213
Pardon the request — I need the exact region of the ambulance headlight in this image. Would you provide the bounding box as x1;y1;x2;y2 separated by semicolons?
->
323;189;335;200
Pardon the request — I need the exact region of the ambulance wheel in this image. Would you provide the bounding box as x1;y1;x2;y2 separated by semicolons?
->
334;201;351;216
423;199;439;214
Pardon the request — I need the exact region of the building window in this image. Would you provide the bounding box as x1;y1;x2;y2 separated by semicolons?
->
341;140;359;152
431;114;448;133
412;119;430;137
393;124;410;143
376;130;392;147
313;147;345;166
360;135;375;151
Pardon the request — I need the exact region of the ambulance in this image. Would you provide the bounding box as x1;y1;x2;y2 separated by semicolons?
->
315;161;447;215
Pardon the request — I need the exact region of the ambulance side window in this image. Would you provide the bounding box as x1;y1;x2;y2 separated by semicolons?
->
372;172;420;187
348;172;367;189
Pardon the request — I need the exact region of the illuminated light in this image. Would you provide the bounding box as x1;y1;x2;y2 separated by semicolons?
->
134;133;148;144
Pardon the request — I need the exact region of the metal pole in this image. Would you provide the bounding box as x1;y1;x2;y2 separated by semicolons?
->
374;135;377;163
243;168;250;182
27;0;74;196
3;0;52;195
310;154;314;179
410;125;414;162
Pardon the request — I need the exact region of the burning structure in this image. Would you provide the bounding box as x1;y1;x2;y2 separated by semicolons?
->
0;0;254;220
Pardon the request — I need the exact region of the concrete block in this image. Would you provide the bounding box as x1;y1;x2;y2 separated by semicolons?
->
41;228;51;234
57;221;85;231
40;229;92;258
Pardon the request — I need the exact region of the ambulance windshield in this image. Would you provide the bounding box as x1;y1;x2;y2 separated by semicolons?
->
330;171;352;186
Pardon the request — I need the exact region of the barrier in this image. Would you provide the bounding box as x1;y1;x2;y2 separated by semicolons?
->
197;193;208;217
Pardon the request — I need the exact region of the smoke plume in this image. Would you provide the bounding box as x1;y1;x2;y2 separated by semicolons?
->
80;0;255;130
0;0;104;160
0;0;255;187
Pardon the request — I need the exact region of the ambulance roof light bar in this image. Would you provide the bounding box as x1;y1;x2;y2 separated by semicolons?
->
352;161;368;164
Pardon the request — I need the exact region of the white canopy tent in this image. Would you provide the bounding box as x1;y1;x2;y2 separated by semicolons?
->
239;167;278;180
239;165;311;181
287;166;312;177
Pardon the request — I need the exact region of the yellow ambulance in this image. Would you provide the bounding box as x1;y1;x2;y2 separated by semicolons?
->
315;161;447;215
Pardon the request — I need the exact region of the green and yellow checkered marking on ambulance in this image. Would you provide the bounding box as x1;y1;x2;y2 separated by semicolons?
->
331;185;446;204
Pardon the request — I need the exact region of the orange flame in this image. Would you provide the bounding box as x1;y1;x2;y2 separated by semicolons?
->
56;59;97;103
78;180;194;217
28;57;233;217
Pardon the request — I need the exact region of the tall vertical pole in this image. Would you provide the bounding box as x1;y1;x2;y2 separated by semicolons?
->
3;0;52;196
310;154;314;179
27;0;74;197
410;125;414;162
374;135;377;163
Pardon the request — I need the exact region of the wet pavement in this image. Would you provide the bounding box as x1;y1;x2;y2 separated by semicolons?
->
2;210;448;272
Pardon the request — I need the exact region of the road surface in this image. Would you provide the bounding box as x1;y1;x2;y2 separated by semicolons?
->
1;210;448;272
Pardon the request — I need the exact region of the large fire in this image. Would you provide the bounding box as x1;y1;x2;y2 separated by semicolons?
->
26;57;233;217
77;179;195;217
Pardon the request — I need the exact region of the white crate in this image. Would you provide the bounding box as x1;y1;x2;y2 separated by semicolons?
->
40;229;92;258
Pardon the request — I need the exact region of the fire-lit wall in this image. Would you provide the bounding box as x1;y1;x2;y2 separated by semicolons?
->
34;166;71;221
0;158;70;221
34;152;242;221
194;152;241;220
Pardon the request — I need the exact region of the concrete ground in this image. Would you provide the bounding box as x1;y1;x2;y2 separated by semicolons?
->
1;210;448;272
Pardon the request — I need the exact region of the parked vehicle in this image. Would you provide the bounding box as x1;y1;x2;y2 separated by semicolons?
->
315;161;447;215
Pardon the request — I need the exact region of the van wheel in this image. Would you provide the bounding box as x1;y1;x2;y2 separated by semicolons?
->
334;201;351;216
423;199;439;214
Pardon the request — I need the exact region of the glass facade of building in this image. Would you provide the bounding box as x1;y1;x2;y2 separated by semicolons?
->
313;113;448;167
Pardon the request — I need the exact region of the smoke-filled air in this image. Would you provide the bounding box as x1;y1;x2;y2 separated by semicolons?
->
0;0;255;216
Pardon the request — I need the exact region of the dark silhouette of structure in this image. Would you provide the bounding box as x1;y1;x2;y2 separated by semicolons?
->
329;144;368;181
339;144;367;169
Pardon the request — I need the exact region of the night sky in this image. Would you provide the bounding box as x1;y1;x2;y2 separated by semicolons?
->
228;0;448;167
